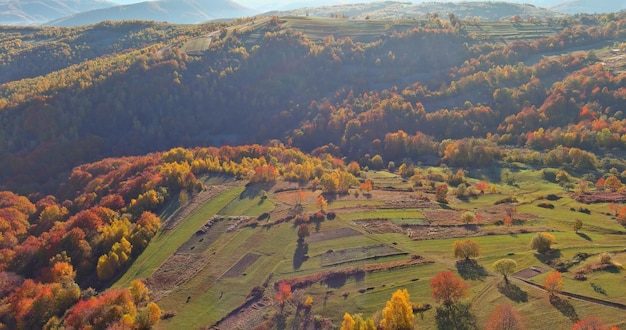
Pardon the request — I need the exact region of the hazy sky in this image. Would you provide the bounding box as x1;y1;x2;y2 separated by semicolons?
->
108;0;563;10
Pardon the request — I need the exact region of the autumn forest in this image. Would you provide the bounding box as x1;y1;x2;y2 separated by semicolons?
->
1;6;626;330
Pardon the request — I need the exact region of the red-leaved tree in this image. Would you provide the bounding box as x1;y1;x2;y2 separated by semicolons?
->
485;303;525;330
430;271;469;305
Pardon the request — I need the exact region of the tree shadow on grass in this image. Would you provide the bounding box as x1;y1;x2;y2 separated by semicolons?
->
324;274;347;289
240;182;275;199
435;303;478;330
293;240;308;270
534;249;561;264
456;259;488;280
550;295;579;322
497;282;528;302
576;232;592;241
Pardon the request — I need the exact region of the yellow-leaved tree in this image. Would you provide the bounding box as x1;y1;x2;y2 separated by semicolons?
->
379;289;414;330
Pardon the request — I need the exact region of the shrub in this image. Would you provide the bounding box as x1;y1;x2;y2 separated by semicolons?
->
537;202;555;209
530;232;556;253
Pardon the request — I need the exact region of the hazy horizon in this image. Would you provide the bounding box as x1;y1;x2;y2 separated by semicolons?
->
109;0;563;10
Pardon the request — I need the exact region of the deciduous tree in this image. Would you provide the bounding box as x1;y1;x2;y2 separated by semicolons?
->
461;211;476;224
359;179;373;194
544;271;563;296
485;304;525;330
341;313;355;330
436;184;449;203
571;316;606;330
316;195;328;211
603;175;622;192
530;232;556;253
492;259;517;284
573;219;583;233
431;271;469;305
297;224;310;241
379;289;414;330
453;239;480;260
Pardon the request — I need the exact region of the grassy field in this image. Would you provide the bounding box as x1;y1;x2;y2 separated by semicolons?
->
181;16;565;54
116;167;626;329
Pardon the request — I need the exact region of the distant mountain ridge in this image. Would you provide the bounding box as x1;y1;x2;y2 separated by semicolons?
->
265;1;566;21
0;0;115;25
550;0;626;15
46;0;257;26
1;0;625;26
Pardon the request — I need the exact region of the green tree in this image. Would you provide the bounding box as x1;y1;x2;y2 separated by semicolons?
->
379;289;414;330
492;259;517;284
370;154;384;170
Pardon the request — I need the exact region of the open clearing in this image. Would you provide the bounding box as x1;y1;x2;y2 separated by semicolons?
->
125;167;626;329
308;227;363;243
320;244;406;267
222;253;262;278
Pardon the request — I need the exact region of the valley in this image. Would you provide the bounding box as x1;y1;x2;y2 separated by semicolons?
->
0;3;625;330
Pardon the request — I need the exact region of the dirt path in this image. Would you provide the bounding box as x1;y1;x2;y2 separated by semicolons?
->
512;276;626;310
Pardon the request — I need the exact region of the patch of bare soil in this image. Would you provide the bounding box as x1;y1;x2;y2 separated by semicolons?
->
406;225;553;240
222;253;262;278
574;191;626;204
514;266;547;279
422;209;465;225
163;178;241;230
308;227;363;243
599;49;626;75
422;205;540;225
210;296;274;330
146;253;209;301
355;219;404;234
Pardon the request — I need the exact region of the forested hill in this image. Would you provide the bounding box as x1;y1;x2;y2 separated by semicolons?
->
1;13;625;195
264;1;566;21
1;10;626;330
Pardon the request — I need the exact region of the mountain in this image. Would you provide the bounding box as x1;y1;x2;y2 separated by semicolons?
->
264;1;565;21
0;0;115;25
46;0;258;26
550;0;626;15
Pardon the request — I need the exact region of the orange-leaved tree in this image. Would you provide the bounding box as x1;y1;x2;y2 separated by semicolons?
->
435;184;448;203
316;194;328;211
571;316;608;330
485;303;525;330
431;271;469;305
544;271;563;297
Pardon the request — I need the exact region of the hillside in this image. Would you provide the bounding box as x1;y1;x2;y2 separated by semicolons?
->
264;1;567;21
1;11;626;329
551;0;626;15
0;0;116;25
45;0;258;26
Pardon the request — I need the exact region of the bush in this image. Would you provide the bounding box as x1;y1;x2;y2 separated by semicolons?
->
530;232;556;253
599;252;612;265
537;202;555;209
495;196;518;205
